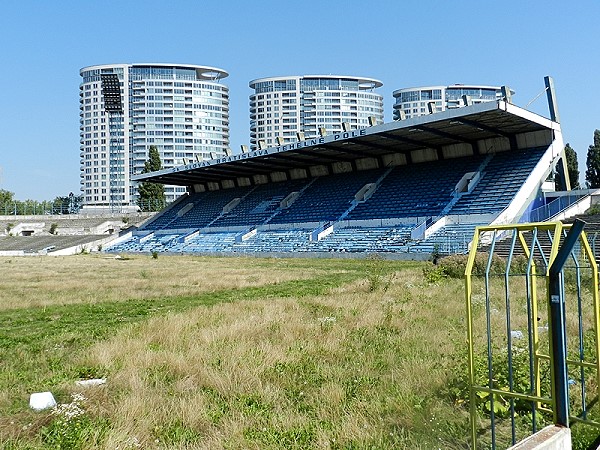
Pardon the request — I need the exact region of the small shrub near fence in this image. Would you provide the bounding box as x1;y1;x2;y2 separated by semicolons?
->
424;252;530;282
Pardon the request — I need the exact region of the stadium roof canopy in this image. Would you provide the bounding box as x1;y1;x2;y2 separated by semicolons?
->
133;101;557;188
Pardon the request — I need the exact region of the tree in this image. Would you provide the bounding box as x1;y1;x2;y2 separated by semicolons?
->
0;190;80;215
556;143;579;190
0;189;15;214
52;193;83;214
0;189;14;205
585;130;600;188
137;145;166;211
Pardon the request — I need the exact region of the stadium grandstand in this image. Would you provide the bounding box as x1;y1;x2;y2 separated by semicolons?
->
3;82;597;258
100;88;598;259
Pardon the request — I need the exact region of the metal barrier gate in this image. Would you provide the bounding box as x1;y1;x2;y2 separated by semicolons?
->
465;220;600;449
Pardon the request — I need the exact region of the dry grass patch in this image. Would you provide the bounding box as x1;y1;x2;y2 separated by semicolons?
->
68;266;470;449
3;253;520;449
0;254;319;310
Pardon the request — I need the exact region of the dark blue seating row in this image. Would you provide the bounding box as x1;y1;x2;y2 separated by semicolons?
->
269;169;385;224
450;148;546;215
142;149;546;231
347;156;485;220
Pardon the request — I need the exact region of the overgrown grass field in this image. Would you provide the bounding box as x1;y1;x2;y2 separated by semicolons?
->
0;253;596;449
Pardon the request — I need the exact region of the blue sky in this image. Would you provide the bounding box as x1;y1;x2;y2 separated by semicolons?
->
0;0;597;200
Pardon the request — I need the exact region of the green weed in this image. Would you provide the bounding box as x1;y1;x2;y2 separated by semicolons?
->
41;393;109;449
152;419;203;446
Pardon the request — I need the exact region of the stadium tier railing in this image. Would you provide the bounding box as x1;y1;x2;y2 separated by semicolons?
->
524;192;587;223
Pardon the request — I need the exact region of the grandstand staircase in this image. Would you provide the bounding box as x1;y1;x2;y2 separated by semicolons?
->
144;193;191;230
337;167;393;222
263;177;318;225
204;185;259;228
439;154;493;218
413;155;494;245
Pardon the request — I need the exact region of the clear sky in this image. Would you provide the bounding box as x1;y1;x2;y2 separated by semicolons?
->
0;0;597;201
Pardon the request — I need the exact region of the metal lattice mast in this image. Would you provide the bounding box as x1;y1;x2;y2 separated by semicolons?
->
101;73;124;212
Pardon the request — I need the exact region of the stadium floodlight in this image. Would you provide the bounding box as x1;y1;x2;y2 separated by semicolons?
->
368;116;377;126
258;140;267;150
240;144;248;153
100;74;123;112
427;102;436;114
276;137;284;145
318;127;327;137
462;95;473;106
296;132;305;141
342;122;351;132
501;86;512;103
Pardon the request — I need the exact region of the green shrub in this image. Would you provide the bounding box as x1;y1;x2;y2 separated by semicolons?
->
49;223;58;235
365;253;386;291
422;252;530;283
444;340;550;420
437;252;529;279
584;204;600;216
422;263;448;284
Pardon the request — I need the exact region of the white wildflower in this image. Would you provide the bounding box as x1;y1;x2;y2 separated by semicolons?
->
51;392;86;421
318;316;336;324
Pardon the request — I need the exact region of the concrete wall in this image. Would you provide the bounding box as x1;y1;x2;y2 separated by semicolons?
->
508;426;571;450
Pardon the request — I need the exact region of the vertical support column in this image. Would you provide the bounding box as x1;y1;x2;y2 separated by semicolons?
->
548;219;585;426
544;76;560;124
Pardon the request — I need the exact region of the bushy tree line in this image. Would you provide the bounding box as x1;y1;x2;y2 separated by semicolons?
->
553;129;600;190
585;129;600;188
0;189;83;215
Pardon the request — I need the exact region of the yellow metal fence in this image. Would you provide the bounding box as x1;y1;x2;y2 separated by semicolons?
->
465;222;600;449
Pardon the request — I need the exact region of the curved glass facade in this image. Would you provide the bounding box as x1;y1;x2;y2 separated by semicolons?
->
249;76;384;150
79;64;229;208
392;84;508;120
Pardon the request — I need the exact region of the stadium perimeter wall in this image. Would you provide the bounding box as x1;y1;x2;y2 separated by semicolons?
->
155;250;432;261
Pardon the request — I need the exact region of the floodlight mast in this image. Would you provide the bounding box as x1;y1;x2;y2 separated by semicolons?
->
101;74;125;213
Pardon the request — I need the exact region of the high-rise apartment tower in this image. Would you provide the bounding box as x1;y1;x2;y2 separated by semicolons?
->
79;63;229;208
392;84;510;120
248;75;383;150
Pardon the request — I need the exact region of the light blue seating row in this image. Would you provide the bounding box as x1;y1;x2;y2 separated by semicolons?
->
409;223;484;254
105;226;415;254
